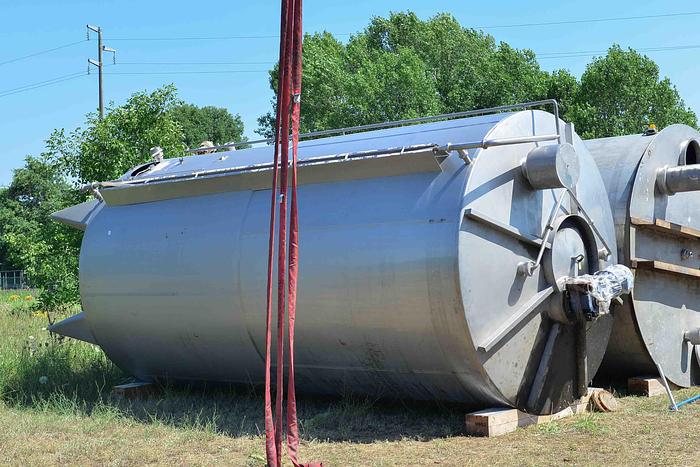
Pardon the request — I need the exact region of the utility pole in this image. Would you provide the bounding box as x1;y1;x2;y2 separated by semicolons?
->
87;25;116;119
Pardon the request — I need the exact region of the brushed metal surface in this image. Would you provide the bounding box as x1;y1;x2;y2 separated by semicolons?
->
60;110;617;414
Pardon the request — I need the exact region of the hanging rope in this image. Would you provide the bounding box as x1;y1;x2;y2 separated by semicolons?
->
264;0;320;466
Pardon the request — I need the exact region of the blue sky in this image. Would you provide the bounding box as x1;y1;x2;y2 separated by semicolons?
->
1;0;699;185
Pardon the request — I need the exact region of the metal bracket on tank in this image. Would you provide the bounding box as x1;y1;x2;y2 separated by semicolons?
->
433;133;562;164
518;188;612;277
433;100;564;162
81;182;104;202
478;286;556;353
464;209;552;249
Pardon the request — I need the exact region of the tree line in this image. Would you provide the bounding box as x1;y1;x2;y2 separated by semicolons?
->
1;11;696;309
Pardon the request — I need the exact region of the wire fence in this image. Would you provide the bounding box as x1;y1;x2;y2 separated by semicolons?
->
0;270;28;290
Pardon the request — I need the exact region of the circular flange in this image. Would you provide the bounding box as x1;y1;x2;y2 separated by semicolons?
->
544;214;600;325
545;215;598;292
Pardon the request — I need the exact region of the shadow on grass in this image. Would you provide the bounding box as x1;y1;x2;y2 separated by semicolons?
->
115;385;466;442
1;341;465;442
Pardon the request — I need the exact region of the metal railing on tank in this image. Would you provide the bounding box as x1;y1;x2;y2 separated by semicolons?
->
183;99;562;153
85;99;564;191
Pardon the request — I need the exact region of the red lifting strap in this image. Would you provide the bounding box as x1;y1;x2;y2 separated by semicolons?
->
263;0;322;466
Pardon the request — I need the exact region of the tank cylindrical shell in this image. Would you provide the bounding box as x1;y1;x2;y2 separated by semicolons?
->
58;110;618;414
586;125;700;387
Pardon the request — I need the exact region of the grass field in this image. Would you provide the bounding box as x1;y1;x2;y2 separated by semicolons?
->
2;291;700;466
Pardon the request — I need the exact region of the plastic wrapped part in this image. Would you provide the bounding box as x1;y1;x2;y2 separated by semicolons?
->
566;265;634;316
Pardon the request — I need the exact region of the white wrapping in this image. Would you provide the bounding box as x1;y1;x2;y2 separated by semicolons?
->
566;264;634;315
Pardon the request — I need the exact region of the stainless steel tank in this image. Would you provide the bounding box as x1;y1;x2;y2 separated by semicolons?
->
586;125;700;387
51;103;621;414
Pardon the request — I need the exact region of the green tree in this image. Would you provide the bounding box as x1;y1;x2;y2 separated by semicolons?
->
0;155;82;309
257;12;551;136
360;12;550;110
258;14;697;140
257;29;443;137
170;104;246;148
0;84;229;309
53;84;185;184
568;45;696;138
545;69;580;122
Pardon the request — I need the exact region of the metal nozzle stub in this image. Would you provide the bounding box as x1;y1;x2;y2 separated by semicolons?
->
521;143;580;191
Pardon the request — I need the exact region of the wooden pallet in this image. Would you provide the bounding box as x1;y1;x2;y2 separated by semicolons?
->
465;389;603;437
113;381;160;400
627;376;679;397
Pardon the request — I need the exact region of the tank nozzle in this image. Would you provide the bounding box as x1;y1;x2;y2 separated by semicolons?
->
521;143;580;191
656;164;700;195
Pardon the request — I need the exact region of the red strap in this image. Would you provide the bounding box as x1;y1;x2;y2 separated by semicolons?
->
286;0;303;463
275;0;295;462
263;0;290;464
264;0;322;466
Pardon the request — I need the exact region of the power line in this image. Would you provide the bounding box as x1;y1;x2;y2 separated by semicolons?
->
0;40;87;67
118;61;275;65
3;40;700;99
105;70;269;75
0;71;86;94
0;69;266;99
0;64;116;99
106;33;352;41
476;11;700;29
113;42;700;67
100;11;700;43
0;10;695;69
537;43;700;59
0;71;87;98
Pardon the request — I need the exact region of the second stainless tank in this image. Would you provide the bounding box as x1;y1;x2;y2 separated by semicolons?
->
587;125;700;387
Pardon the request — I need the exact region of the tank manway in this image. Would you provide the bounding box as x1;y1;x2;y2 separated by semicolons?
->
51;103;627;415
586;125;700;387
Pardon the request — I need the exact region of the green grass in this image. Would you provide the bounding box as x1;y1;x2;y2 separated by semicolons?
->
3;290;700;465
0;292;463;439
0;290;125;412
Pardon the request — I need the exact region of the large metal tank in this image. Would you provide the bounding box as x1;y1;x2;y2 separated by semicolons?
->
586;125;700;387
51;104;621;414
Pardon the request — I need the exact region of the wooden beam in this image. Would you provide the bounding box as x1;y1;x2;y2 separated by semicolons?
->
628;376;679;397
113;381;160;400
631;216;700;241
465;389;602;437
631;258;700;279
